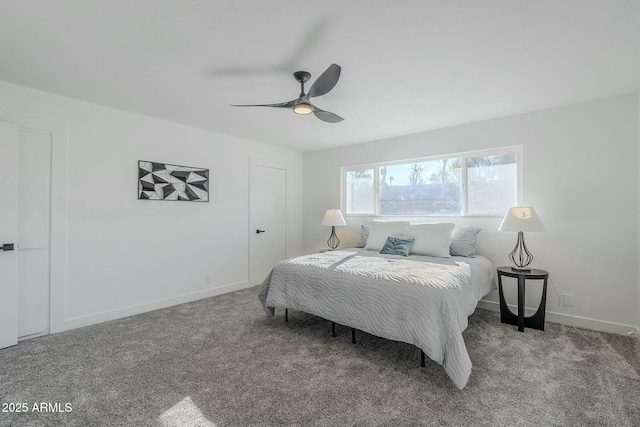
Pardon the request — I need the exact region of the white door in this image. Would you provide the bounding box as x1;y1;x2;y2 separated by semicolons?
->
0;122;19;349
249;163;287;285
0;122;52;348
17;129;51;339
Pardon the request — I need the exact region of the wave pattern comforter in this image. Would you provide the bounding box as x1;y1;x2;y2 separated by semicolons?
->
258;249;496;389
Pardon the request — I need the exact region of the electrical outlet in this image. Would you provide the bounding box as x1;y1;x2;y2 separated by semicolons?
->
206;274;212;284
562;294;574;307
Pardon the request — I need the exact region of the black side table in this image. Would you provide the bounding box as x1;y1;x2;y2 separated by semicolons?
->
497;267;549;332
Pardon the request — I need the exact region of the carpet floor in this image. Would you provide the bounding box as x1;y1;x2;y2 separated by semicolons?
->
0;286;638;426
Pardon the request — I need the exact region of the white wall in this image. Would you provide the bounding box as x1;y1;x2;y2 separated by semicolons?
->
0;80;303;333
303;93;639;334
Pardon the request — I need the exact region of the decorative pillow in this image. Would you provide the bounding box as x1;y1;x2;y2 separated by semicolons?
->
364;220;410;252
380;237;415;257
354;224;369;248
450;227;481;257
404;222;455;257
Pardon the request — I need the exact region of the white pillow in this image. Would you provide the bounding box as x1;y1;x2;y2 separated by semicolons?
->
404;222;455;257
364;220;410;251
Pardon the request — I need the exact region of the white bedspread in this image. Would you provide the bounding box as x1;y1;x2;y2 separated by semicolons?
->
258;249;496;389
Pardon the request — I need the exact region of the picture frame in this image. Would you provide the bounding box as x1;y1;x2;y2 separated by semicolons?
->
138;160;209;202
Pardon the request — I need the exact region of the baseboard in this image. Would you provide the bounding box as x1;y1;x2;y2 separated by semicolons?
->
476;300;638;336
52;281;251;334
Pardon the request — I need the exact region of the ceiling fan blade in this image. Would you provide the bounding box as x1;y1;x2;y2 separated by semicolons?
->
230;99;296;108
312;106;344;123
308;64;341;98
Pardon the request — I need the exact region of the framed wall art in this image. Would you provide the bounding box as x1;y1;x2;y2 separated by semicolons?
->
138;160;209;202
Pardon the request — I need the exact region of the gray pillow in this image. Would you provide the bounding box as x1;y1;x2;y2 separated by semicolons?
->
449;227;481;257
354;224;369;248
380;237;415;257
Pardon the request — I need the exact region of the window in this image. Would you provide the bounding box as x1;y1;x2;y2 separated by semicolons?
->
342;146;521;217
379;159;461;216
466;152;518;216
345;169;375;214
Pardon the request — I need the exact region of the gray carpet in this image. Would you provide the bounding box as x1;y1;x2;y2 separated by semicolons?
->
0;286;638;427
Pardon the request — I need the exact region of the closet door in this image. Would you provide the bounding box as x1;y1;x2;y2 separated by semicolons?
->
17;128;52;339
0;122;19;349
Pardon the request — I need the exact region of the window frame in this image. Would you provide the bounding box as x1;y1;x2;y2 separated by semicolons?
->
341;145;523;218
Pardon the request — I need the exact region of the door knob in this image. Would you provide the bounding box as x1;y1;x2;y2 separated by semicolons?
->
0;243;15;251
256;229;266;234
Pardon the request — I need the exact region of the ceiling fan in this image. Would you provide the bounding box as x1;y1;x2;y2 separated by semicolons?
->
231;63;344;123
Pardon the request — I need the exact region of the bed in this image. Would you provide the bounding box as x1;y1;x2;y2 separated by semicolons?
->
258;247;496;389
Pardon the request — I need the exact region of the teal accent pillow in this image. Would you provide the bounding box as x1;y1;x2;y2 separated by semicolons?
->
380;237;415;257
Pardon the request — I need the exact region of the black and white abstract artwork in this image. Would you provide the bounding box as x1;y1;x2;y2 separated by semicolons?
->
138;161;209;202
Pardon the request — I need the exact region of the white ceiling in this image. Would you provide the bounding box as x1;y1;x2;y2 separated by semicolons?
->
1;1;639;152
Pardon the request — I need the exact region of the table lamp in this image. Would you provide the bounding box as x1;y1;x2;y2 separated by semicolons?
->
320;208;346;250
498;206;545;272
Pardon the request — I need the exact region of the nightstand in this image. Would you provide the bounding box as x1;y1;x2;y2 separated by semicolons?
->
497;266;549;332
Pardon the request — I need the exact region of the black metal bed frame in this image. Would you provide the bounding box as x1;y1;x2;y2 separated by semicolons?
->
284;308;426;368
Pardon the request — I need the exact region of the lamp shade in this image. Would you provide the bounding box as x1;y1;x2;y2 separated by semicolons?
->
320;208;346;226
498;206;546;232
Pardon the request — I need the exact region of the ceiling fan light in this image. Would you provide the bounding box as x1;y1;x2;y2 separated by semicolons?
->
293;103;313;115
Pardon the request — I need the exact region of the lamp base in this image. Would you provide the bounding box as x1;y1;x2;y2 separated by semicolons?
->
508;231;534;270
510;267;531;273
327;226;340;250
